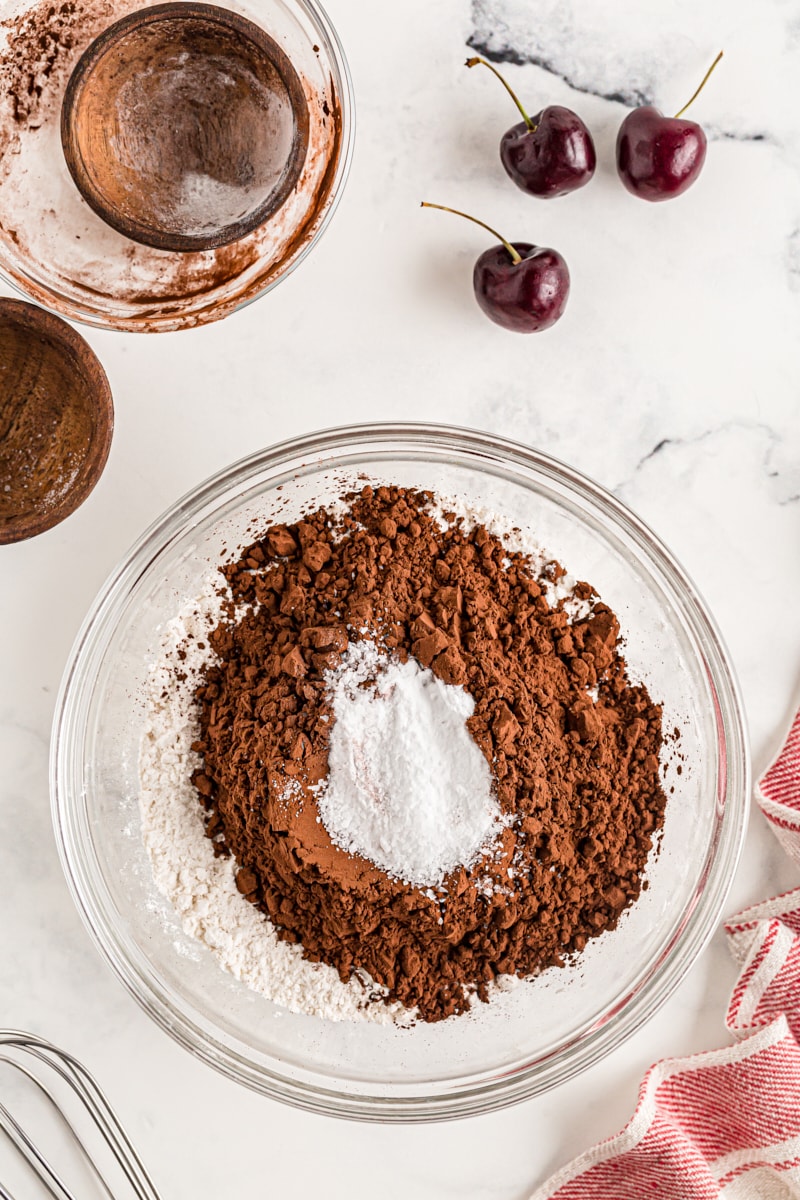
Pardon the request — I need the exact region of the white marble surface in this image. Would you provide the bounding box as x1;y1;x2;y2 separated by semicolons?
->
2;0;800;1194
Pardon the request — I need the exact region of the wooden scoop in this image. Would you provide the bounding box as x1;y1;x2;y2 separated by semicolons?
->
61;2;310;252
0;299;113;544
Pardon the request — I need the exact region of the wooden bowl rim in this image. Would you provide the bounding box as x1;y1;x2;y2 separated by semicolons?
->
0;298;114;545
60;1;311;253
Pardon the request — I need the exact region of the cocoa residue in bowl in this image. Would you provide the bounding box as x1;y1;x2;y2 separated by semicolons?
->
0;0;344;331
0;297;113;543
190;486;668;1022
1;0;85;128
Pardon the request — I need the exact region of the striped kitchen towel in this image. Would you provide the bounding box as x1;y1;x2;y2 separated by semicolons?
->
533;707;800;1200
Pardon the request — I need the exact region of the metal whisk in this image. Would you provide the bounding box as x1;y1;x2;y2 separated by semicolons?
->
0;1030;162;1200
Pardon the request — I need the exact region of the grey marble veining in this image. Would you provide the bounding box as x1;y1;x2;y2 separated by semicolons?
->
1;0;799;1195
468;0;794;141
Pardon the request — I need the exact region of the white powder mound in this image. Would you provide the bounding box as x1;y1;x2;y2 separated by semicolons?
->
316;641;504;888
138;588;414;1025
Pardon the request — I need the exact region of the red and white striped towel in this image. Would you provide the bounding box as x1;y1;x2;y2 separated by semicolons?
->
533;708;800;1200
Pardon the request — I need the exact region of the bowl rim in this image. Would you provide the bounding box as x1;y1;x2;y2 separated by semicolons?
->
0;297;114;544
51;421;750;1121
60;2;313;252
0;0;355;332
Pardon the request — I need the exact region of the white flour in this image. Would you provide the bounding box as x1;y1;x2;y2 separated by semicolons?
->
317;640;503;888
138;587;413;1024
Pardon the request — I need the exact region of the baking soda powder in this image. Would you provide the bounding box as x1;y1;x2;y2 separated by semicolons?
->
316;640;503;888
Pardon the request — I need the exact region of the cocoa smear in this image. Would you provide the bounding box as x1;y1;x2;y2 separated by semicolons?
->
0;298;112;543
191;487;668;1022
2;0;79;126
0;0;343;330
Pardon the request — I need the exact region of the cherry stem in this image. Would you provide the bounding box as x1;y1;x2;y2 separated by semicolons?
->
673;50;724;119
465;55;536;131
420;202;523;265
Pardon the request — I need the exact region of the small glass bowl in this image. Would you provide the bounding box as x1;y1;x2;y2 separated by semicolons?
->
0;0;353;332
52;424;749;1120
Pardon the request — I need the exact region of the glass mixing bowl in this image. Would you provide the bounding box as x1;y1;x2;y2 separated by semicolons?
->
0;0;353;332
52;424;749;1120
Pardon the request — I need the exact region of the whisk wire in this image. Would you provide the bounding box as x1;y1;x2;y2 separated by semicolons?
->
0;1053;115;1200
0;1097;76;1200
12;1045;133;1199
0;1031;162;1200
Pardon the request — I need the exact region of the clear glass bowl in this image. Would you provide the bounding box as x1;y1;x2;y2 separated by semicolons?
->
52;424;749;1120
0;0;353;332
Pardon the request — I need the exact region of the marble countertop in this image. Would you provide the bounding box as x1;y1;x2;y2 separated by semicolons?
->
2;0;799;1194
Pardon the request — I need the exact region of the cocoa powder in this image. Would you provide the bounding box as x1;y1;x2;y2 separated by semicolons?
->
191;487;668;1022
2;0;79;126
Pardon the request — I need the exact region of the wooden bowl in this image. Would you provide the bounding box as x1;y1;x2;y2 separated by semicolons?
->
61;3;310;252
0;299;114;545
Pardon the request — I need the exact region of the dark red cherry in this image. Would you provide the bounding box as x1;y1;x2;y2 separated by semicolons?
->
421;203;569;333
473;242;569;332
617;107;706;200
500;107;597;198
616;52;723;202
466;57;595;198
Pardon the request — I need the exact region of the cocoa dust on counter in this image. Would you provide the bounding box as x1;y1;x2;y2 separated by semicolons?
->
190;486;668;1022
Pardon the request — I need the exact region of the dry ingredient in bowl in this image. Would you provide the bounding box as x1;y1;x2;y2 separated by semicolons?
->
178;485;668;1022
139;592;409;1024
317;638;504;888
